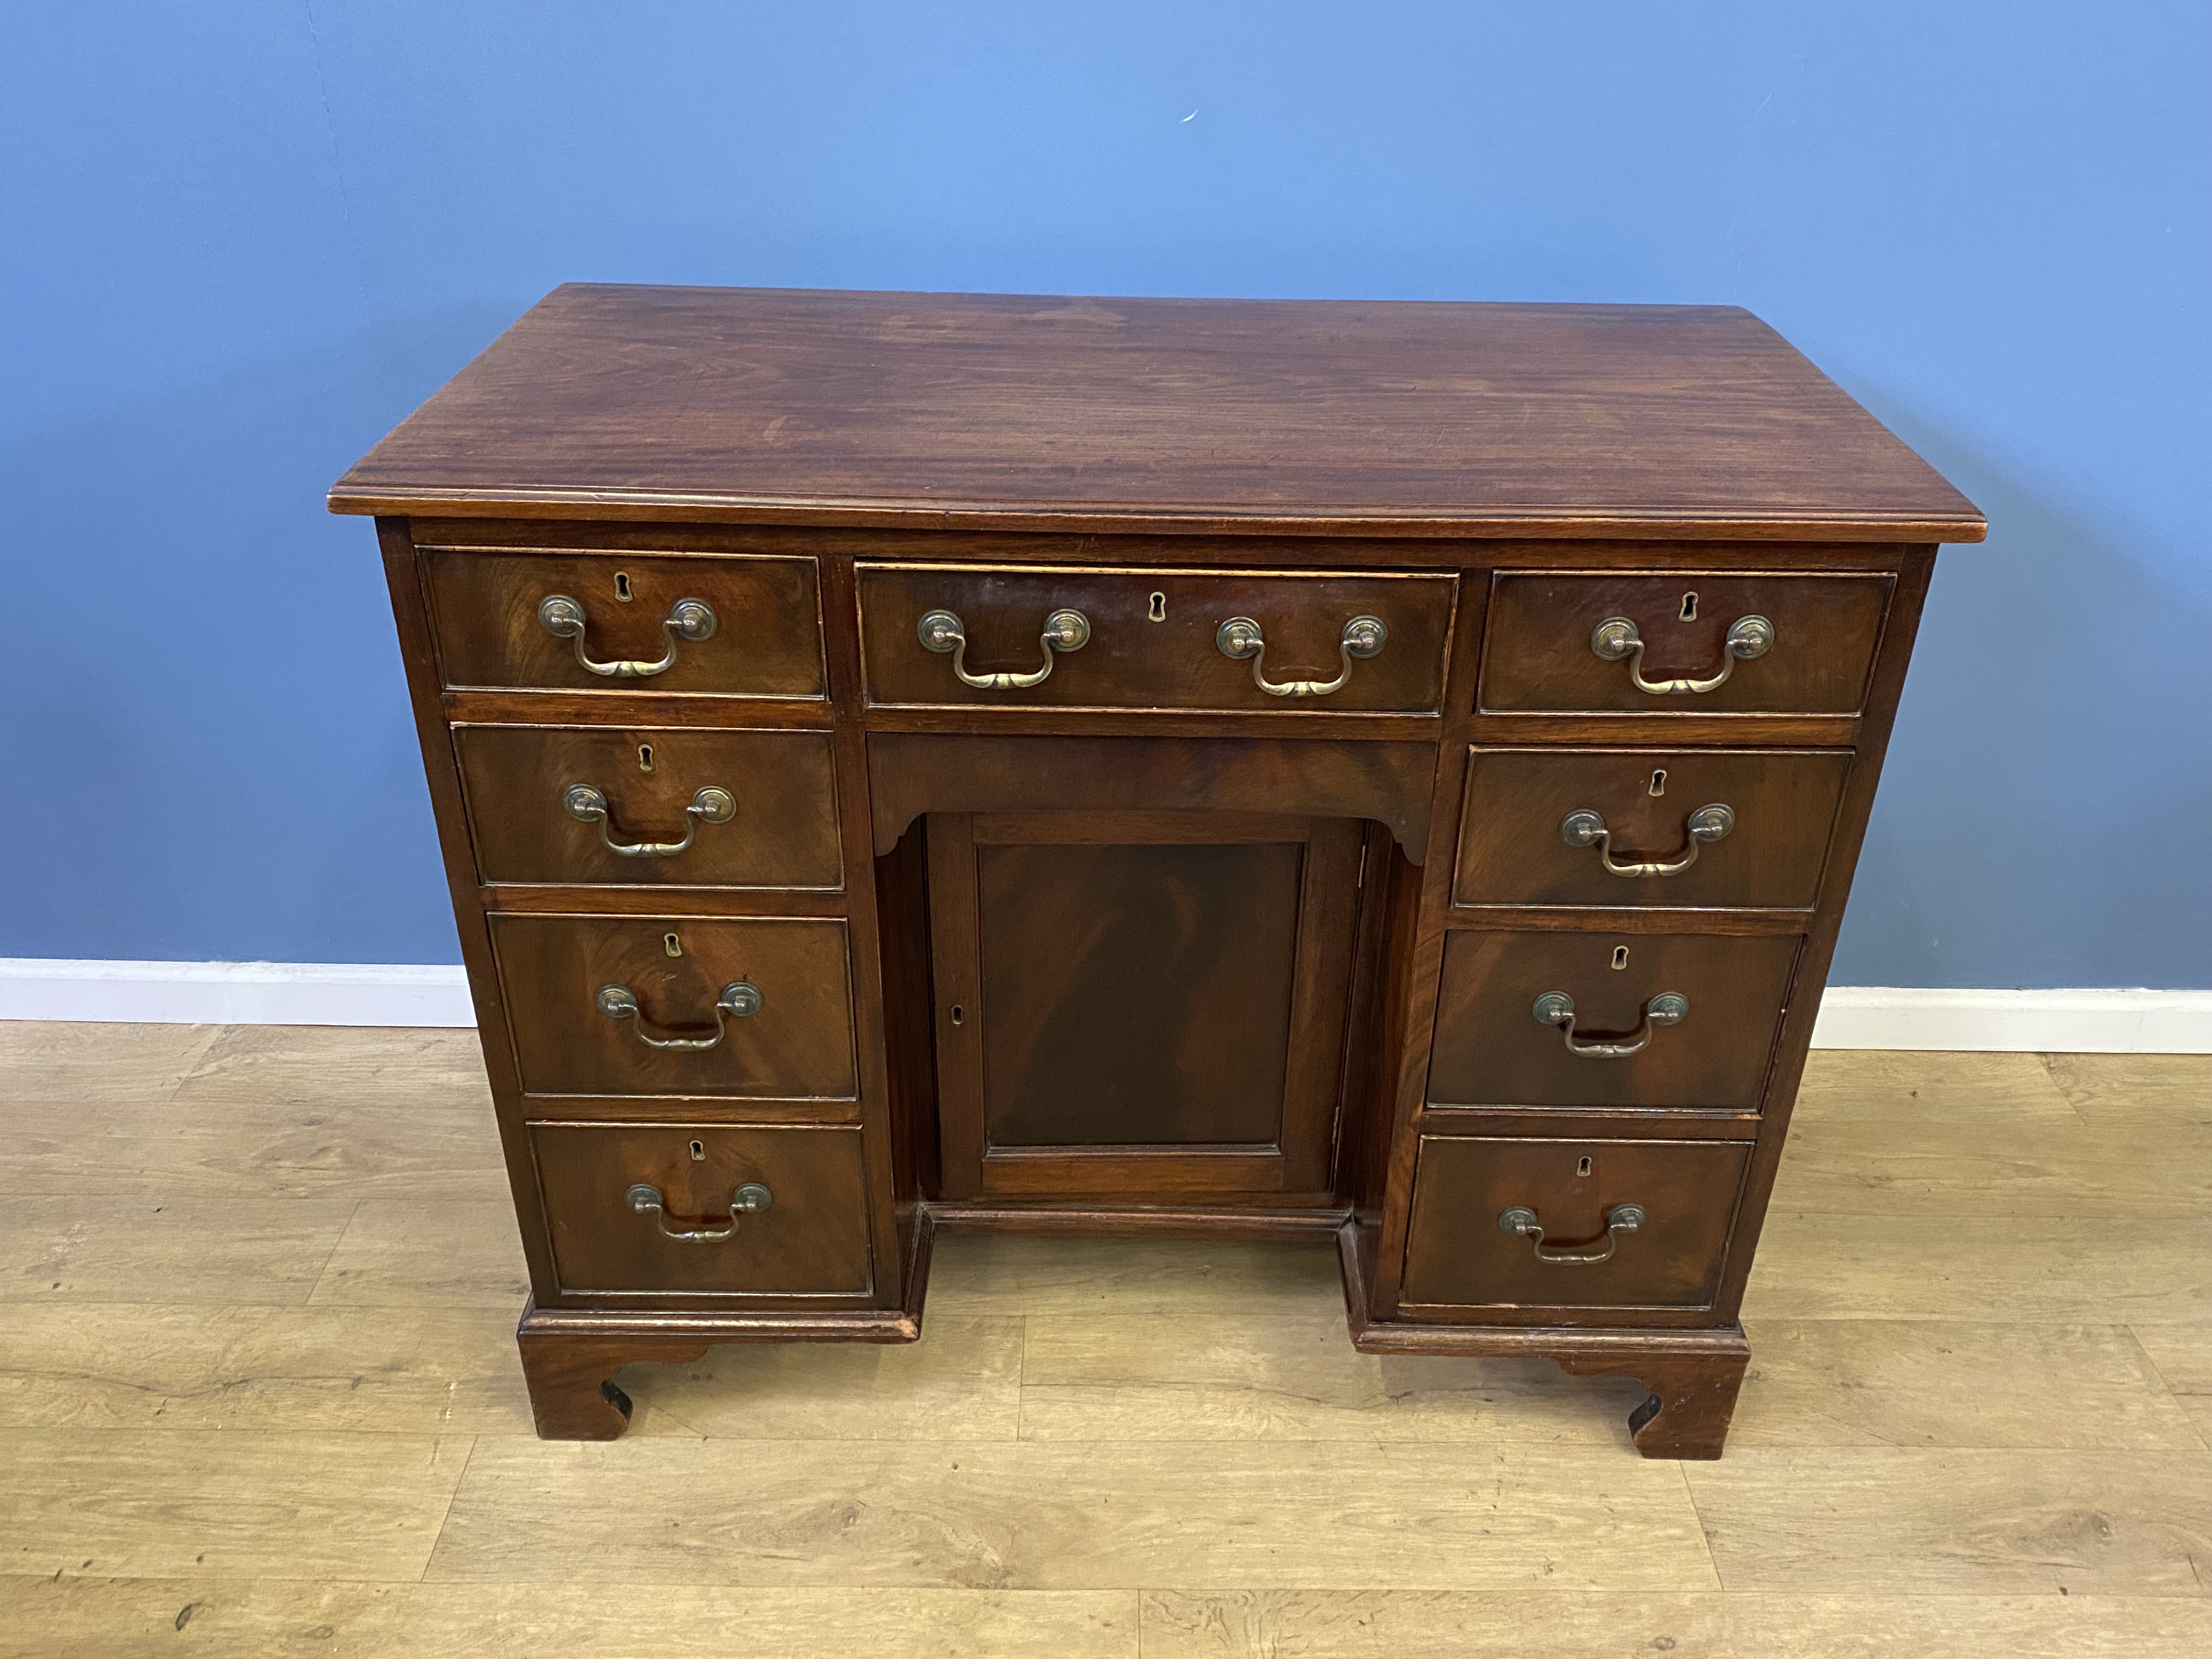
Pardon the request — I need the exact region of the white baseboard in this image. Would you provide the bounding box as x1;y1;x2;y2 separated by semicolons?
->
1;959;2208;1053
0;959;476;1027
1807;986;2211;1053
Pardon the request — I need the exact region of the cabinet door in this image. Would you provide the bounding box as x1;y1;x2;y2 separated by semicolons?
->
927;811;1363;1201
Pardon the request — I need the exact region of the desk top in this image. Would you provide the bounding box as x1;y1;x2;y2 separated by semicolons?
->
330;284;1984;544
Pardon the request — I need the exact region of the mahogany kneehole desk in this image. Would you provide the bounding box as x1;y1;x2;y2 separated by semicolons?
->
332;285;1985;1458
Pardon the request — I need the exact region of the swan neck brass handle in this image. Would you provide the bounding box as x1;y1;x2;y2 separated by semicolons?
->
625;1181;772;1243
1532;991;1688;1058
538;594;717;678
1216;614;1388;697
564;784;736;858
1590;614;1773;695
918;607;1090;690
595;980;762;1049
1498;1203;1645;1266
1560;804;1734;877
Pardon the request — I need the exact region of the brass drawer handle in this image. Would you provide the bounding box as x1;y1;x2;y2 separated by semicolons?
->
918;607;1091;689
1590;614;1773;695
538;594;717;677
625;1181;772;1243
563;784;736;858
1532;990;1688;1058
1559;804;1734;877
1216;614;1388;697
595;980;762;1049
1499;1203;1646;1265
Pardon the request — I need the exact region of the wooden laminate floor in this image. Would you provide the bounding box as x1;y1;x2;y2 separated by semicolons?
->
3;1024;2210;1656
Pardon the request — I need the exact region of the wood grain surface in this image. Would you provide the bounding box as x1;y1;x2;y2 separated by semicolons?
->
328;286;1987;542
421;547;827;698
1426;929;1802;1110
1477;571;1894;714
2;1023;2208;1657
856;564;1455;711
489;912;859;1099
1452;746;1854;911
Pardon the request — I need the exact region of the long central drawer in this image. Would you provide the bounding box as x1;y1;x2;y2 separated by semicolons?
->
857;563;1456;713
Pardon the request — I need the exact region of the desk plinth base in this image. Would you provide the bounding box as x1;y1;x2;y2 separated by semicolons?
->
1336;1222;1750;1459
516;1301;925;1441
516;1207;1746;1457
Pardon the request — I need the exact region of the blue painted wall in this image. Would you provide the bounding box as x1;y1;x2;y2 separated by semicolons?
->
3;2;2206;986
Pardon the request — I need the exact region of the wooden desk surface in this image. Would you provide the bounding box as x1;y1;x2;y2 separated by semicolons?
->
329;285;1985;544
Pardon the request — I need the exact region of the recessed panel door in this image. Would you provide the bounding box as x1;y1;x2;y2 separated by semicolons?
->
927;811;1363;1202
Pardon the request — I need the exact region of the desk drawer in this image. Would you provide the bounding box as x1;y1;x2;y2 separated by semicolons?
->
530;1121;872;1296
1402;1134;1749;1311
857;563;1455;713
1429;930;1799;1110
490;913;858;1099
1453;747;1853;910
1479;572;1891;715
455;725;843;889
422;549;825;698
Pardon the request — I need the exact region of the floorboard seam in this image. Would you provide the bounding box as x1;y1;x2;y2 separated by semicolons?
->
298;1197;370;1305
418;1434;480;1583
2034;1051;2097;1125
1673;1458;1727;1594
2121;1324;2212;1453
1014;1315;1031;1443
163;1023;230;1104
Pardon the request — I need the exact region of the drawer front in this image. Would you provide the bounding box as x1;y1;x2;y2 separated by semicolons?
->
422;549;826;698
1429;930;1799;1110
491;914;858;1099
1453;747;1853;910
857;564;1455;713
531;1121;872;1296
455;725;843;890
1402;1135;1750;1311
1479;572;1891;715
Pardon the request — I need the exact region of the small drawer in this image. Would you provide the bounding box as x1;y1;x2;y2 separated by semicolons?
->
857;563;1455;713
1429;930;1799;1110
1401;1134;1750;1311
455;725;843;889
1478;572;1891;715
422;548;825;698
530;1121;872;1297
490;913;858;1099
1453;747;1853;910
